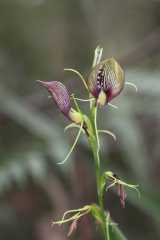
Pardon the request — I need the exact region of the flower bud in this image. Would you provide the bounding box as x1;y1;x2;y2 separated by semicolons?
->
38;80;71;116
37;80;83;124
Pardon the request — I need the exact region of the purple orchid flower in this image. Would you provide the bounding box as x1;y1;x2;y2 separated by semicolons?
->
88;58;124;106
37;80;83;124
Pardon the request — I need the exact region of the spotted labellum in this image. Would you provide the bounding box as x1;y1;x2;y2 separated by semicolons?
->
37;80;83;124
88;58;124;106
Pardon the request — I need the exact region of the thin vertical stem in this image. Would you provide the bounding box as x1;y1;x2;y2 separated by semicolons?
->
89;105;108;240
88;45;108;239
106;214;110;240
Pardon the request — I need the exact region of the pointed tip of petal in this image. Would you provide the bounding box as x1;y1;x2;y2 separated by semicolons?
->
36;80;51;89
36;80;44;84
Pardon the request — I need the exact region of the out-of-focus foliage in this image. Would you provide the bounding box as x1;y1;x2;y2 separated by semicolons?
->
0;0;160;239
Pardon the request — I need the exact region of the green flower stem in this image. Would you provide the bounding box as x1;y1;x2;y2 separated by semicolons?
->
87;105;108;240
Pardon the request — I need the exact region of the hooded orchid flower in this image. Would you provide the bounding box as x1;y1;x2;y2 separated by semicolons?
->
37;80;83;124
88;58;125;106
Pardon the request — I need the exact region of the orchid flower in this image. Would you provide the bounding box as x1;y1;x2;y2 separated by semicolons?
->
88;58;125;106
105;171;140;208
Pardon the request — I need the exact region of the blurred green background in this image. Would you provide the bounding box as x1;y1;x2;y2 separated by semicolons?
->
0;0;160;239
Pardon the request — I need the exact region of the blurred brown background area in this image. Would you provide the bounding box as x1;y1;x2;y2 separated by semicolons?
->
0;0;160;239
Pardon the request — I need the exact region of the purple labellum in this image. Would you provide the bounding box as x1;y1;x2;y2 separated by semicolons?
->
88;58;124;105
67;219;78;237
37;80;71;117
117;184;127;208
